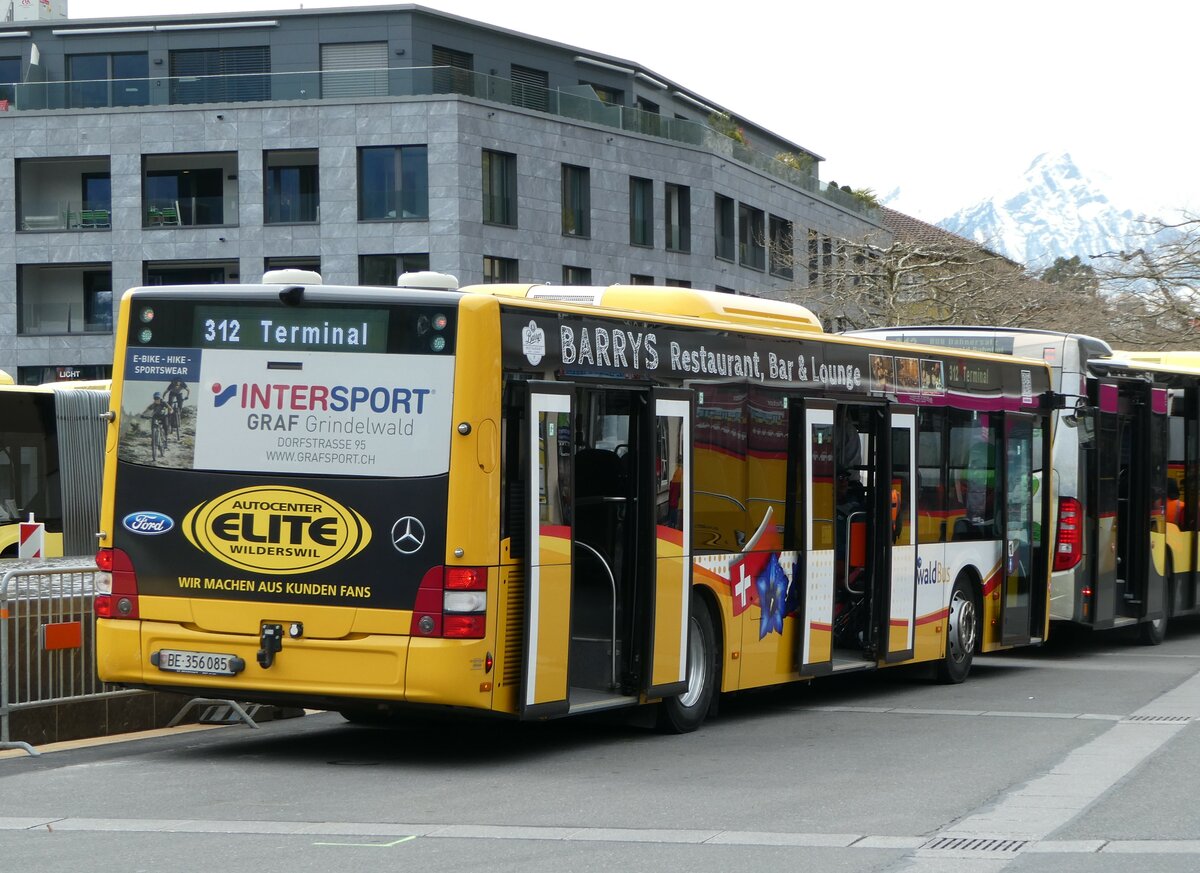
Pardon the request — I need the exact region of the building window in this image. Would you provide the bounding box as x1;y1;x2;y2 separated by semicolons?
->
483;149;517;227
561;164;590;237
582;82;623;105
808;229;820;285
264;256;320;277
144;260;239;285
665;278;691;288
358;145;429;221
359;253;431;286
143;153;236;227
739;203;765;270
563;265;592;285
715;285;736;294
0;58;20;105
511;63;549;112
432;45;474;95
630;177;653;247
715;194;735;261
265;150;319;224
769;215;794;279
68;52;149;108
483;256;519;283
665;183;690;253
630;274;654;285
169;46;269;104
320;42;387;98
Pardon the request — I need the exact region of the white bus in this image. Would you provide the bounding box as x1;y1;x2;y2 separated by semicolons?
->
847;327;1200;644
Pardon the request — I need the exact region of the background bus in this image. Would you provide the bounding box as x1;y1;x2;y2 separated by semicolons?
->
847;326;1200;645
0;381;109;558
96;276;1054;731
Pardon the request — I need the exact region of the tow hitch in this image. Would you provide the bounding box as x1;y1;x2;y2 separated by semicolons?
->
257;623;284;669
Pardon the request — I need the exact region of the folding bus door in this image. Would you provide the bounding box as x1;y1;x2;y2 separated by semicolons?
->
796;401;836;674
1140;385;1169;625
521;382;574;718
883;408;918;662
1001;414;1035;645
643;389;693;699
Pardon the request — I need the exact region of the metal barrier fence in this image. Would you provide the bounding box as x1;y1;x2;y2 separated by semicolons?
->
0;564;138;756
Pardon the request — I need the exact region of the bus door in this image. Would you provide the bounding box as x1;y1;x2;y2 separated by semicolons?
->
521;382;574;718
1090;380;1122;627
795;401;836;674
1092;379;1167;628
883;408;917;662
640;389;692;699
1176;385;1200;612
1140;385;1169;625
1000;414;1037;645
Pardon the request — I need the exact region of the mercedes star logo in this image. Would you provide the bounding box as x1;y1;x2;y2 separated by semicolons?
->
391;516;426;555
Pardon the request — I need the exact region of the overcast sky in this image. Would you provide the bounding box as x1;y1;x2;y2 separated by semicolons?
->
68;0;1199;221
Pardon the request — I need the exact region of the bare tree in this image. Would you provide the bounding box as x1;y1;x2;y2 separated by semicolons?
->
1089;214;1200;349
773;208;1093;332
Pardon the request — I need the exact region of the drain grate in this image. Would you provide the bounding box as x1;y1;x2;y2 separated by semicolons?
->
922;836;1028;853
1121;714;1192;724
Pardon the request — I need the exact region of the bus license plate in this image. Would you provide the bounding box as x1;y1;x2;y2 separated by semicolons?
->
156;649;240;676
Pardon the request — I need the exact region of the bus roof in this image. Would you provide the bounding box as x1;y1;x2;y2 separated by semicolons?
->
844;325;1115;361
460;283;825;333
1110;350;1200;373
1100;351;1200;381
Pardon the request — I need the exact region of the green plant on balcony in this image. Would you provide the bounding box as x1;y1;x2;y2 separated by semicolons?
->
850;187;880;208
708;112;747;145
775;151;815;176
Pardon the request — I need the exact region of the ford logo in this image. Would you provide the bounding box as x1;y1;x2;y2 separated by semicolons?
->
122;511;175;535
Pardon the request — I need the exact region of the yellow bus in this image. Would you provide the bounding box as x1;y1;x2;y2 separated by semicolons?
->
0;381;109;558
96;274;1055;731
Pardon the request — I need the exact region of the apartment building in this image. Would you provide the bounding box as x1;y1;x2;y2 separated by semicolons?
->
0;3;885;383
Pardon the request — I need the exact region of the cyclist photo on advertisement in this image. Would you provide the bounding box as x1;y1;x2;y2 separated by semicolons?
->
164;378;190;440
141;392;171;462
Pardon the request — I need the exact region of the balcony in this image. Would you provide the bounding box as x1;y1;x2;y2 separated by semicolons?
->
18;265;113;336
2;67;874;218
17;157;111;233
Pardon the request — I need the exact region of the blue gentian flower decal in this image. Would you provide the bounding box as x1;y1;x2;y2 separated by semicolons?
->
756;553;789;639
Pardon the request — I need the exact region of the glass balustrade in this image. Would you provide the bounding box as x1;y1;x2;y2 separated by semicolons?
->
0;66;869;215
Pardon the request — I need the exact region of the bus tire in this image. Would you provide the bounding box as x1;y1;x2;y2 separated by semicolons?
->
656;593;718;733
1138;558;1171;646
935;574;978;685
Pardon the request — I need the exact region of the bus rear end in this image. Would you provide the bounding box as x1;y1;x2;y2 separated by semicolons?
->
96;281;502;715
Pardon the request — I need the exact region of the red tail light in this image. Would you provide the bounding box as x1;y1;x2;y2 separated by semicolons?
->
94;547;140;619
409;566;488;639
1054;497;1083;572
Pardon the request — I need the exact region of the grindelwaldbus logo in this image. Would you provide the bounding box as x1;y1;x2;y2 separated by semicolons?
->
182;485;371;574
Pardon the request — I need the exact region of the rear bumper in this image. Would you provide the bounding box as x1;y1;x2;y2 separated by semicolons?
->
98;619;499;712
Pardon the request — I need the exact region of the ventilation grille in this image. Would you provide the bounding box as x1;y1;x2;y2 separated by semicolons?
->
501;571;525;687
922;837;1028;854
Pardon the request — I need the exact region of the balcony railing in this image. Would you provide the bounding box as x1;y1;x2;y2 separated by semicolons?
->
20;301;112;335
0;66;875;218
19;200;112;232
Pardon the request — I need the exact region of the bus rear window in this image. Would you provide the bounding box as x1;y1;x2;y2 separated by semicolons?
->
117;296;457;478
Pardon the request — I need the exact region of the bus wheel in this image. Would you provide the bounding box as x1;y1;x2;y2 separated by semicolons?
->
935;575;978;684
656;595;717;733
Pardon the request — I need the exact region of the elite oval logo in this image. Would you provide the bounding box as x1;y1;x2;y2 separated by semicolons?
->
182;485;371;574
